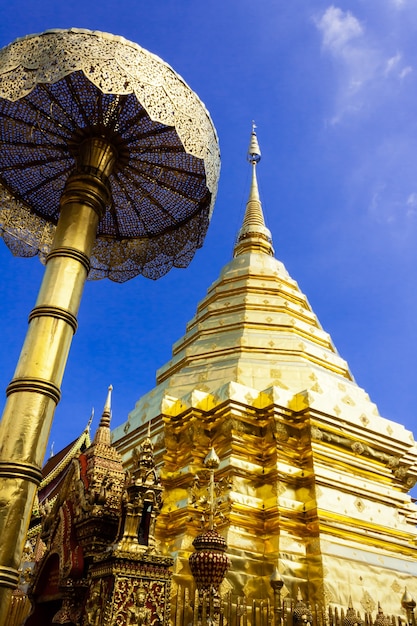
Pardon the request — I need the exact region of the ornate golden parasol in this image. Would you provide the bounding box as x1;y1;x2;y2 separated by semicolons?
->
0;29;219;619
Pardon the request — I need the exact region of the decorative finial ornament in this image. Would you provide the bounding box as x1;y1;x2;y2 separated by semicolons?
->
234;124;274;257
293;589;313;626
247;121;261;164
87;408;95;430
103;385;113;416
189;447;230;625
269;567;284;590
204;447;220;470
374;603;391;626
402;587;417;626
402;588;417;609
94;385;113;444
343;600;364;626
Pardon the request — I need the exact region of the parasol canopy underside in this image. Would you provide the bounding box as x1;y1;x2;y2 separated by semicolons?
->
0;29;220;282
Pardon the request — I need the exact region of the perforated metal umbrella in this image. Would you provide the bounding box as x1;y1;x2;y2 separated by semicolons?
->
0;28;220;281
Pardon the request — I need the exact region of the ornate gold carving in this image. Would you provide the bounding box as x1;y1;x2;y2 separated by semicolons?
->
84;579;105;625
189;453;231;529
311;383;323;393
351;442;365;455
115;434;164;556
360;590;376;613
323;582;336;604
391;580;402;594
112;578;169;626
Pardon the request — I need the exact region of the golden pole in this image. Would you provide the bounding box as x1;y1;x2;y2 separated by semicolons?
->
0;137;116;623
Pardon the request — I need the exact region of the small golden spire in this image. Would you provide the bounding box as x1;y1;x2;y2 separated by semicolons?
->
93;385;113;445
234;123;274;257
102;385;113;420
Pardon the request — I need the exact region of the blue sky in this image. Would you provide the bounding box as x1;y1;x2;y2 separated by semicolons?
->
0;1;416;474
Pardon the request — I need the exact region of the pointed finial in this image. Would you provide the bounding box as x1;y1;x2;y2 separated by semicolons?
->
93;385;113;445
103;384;113;415
247;121;261;164
234;124;274;257
141;420;153;450
49;442;55;458
204;447;220;470
269;567;284;591
402;588;416;610
86;407;94;431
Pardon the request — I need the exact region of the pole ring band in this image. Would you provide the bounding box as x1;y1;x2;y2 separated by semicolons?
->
46;246;90;273
61;172;110;217
28;305;78;334
0;566;20;589
6;378;61;404
0;461;42;485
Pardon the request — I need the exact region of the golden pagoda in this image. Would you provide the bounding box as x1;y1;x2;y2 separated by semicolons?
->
113;126;417;619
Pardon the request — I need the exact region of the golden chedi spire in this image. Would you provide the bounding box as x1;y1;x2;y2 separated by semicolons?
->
234;123;274;257
114;126;417;618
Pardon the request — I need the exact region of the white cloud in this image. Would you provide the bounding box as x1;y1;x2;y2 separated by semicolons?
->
315;6;413;123
367;184;417;227
385;53;402;75
385;54;413;79
406;193;417;217
399;66;412;79
317;6;363;56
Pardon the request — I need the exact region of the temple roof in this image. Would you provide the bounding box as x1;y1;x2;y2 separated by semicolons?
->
38;423;91;505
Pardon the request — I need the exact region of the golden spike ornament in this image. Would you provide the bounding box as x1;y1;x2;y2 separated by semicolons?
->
234;125;273;257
